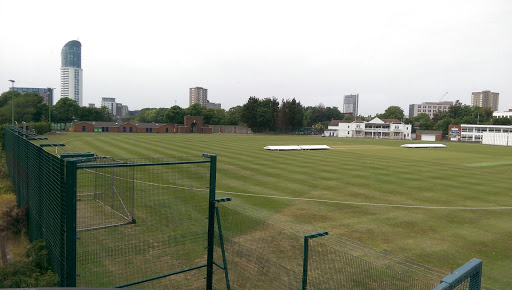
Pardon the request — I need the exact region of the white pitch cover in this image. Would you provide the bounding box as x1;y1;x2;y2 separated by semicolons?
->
264;145;330;151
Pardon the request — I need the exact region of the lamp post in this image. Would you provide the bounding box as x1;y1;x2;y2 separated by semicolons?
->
8;80;15;125
47;87;55;125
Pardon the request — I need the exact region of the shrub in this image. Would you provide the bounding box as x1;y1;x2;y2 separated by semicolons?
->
0;205;28;235
31;122;51;135
0;240;58;287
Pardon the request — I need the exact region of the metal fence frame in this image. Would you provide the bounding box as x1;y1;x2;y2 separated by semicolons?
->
4;126;486;289
3;126;223;288
434;258;482;290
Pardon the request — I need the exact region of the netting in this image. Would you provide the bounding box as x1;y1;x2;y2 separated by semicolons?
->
4;127;219;288
76;156;212;288
4;126;486;289
3;127;70;286
214;200;442;289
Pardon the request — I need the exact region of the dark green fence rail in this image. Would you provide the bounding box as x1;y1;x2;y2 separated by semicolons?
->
434;259;482;290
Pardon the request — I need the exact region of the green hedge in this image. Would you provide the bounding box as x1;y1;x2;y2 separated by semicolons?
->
31;122;51;135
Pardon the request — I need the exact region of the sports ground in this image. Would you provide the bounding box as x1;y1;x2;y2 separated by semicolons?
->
46;133;512;288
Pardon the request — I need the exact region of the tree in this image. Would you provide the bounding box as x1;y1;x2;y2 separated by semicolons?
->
418;119;434;130
343;114;355;121
492;117;512;125
471;106;493;124
303;105;343;127
261;97;279;131
52;97;80;122
413;113;431;123
240;96;279;132
241;97;259;130
324;107;344;122
185;103;206;117
462;116;477;124
378;106;404;120
206;108;226;125
146;108;168;123
0;92;47;124
434;117;454;136
0;91;20;107
224;106;243;125
75;106;113;122
164;106;185;124
135;108;155;123
447;104;473;120
278;98;304;131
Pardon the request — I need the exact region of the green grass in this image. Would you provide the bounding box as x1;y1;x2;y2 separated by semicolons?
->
42;133;512;288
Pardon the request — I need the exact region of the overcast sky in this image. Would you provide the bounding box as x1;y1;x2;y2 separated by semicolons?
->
1;0;511;116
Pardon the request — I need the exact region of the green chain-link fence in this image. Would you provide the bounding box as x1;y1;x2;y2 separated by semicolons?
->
3;126;223;288
4;126;483;289
4;126;70;286
214;200;453;289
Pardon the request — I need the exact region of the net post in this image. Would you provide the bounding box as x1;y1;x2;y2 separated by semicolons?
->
64;159;78;287
302;231;328;290
215;197;232;290
204;153;217;290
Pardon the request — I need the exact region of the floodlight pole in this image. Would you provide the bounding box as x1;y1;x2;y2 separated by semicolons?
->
9;80;15;125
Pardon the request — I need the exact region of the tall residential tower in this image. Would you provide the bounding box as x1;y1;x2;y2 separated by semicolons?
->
61;40;83;106
189;87;221;109
471;91;499;111
189;87;208;107
343;94;359;116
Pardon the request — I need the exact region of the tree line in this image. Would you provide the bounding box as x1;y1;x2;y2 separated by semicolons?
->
0;91;112;124
124;97;355;133
125;103;243;126
2;90;509;135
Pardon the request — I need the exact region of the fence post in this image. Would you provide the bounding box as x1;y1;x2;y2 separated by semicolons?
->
215;197;232;290
64;159;77;287
204;154;217;290
434;258;482;290
302;231;328;290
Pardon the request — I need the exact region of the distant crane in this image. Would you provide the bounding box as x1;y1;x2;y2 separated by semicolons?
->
439;92;448;102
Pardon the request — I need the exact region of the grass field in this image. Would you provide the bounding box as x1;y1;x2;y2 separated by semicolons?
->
41;132;512;288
